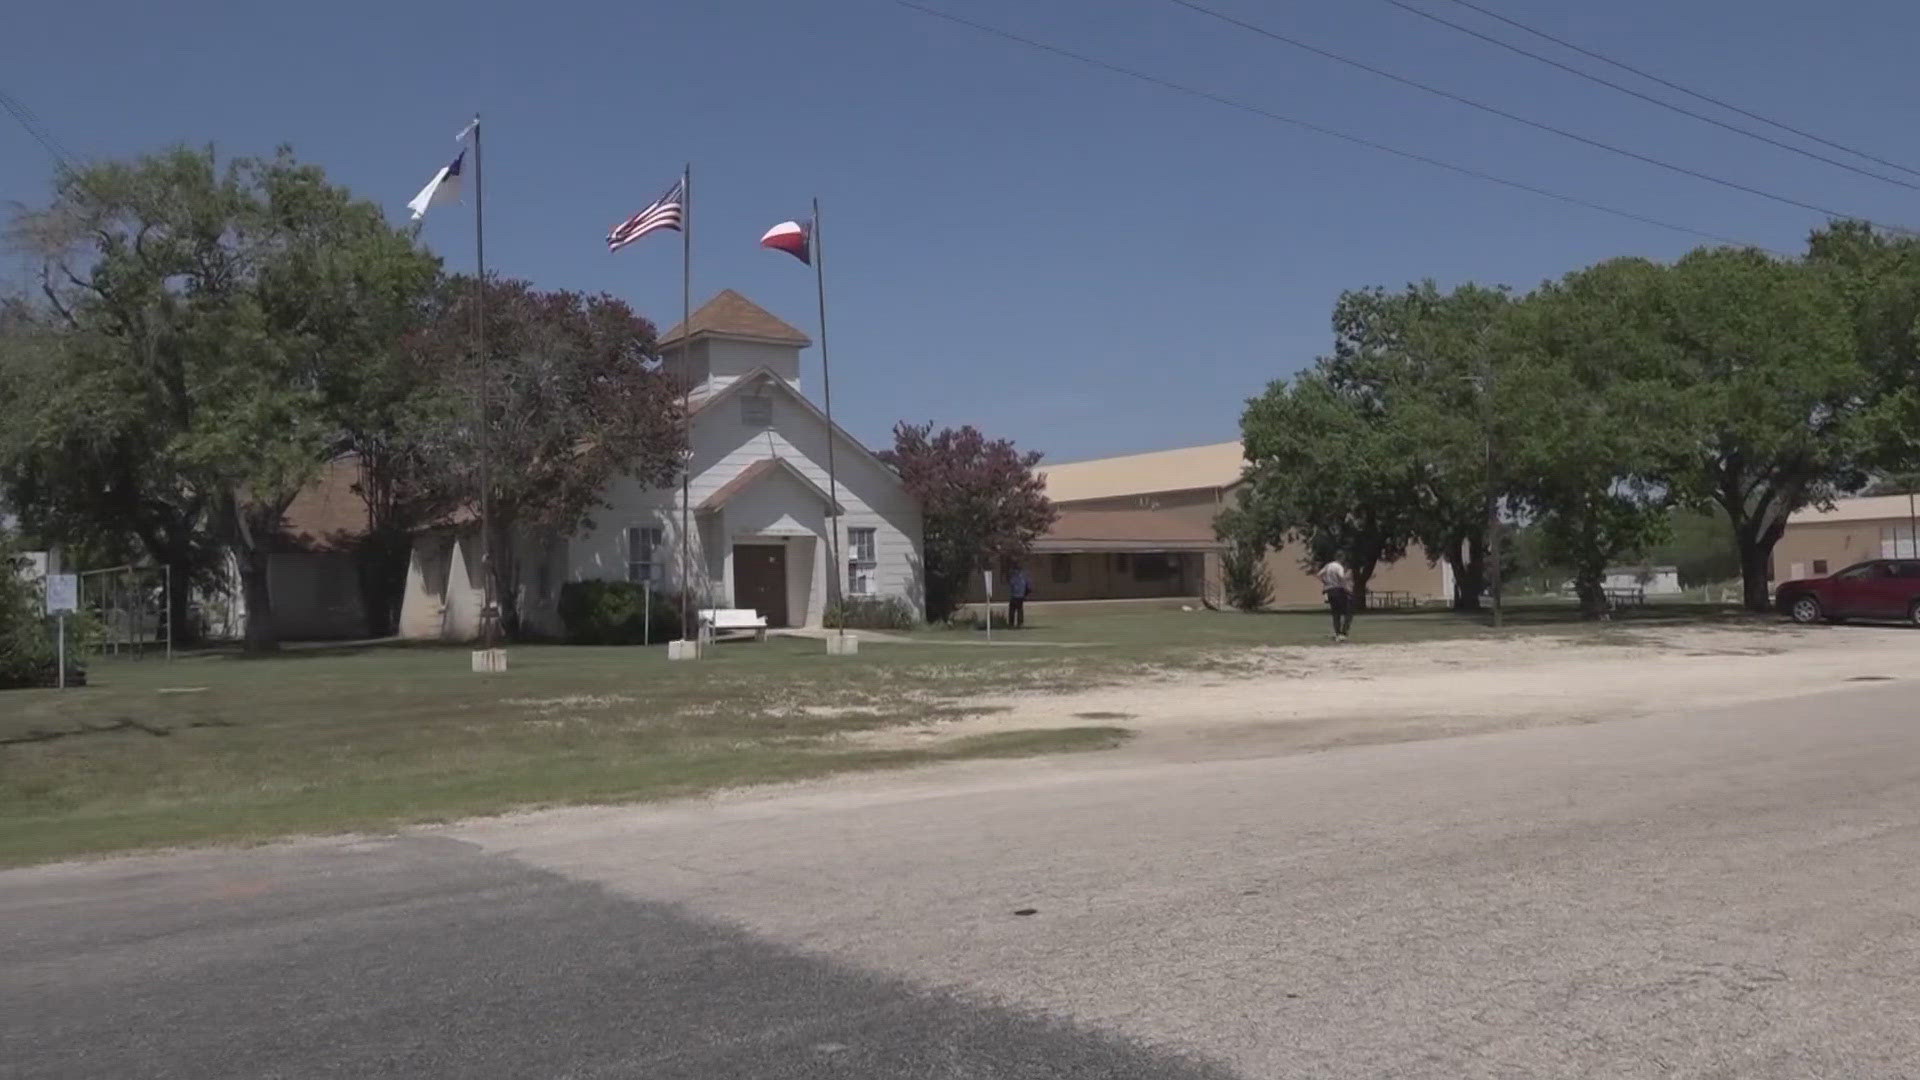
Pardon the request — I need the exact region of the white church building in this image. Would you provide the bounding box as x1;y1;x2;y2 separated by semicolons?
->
400;290;925;639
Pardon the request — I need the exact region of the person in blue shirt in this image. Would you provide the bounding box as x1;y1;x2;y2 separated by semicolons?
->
1007;565;1033;629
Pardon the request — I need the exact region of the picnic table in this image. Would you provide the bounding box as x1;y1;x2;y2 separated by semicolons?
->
1602;586;1647;610
1365;590;1419;610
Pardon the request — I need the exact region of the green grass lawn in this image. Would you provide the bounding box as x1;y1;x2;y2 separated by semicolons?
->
0;599;1754;867
0;637;1142;867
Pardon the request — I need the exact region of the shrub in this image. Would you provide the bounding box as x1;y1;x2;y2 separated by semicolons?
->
824;595;917;632
556;580;684;645
1;539;87;688
959;607;1014;631
1221;541;1273;612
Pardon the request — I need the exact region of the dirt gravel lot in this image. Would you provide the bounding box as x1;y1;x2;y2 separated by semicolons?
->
841;623;1913;762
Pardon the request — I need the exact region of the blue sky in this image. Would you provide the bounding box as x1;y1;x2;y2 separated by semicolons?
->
5;0;1917;462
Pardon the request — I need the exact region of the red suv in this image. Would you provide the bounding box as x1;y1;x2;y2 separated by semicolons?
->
1775;559;1920;625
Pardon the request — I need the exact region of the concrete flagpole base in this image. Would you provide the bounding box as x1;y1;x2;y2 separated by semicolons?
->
470;648;508;673
667;638;704;661
826;633;859;657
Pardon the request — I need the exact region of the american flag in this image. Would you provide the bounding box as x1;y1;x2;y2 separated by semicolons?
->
607;178;685;252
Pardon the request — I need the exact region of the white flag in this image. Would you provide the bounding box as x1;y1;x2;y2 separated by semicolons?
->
407;149;465;222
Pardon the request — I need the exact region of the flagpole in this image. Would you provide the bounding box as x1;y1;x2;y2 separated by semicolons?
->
471;112;498;655
813;197;844;636
680;162;695;651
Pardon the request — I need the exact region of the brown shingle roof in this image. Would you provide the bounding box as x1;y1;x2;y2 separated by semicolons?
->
658;289;811;348
1032;508;1225;553
276;456;370;552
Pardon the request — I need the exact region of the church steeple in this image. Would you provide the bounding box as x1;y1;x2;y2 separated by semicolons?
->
657;290;812;397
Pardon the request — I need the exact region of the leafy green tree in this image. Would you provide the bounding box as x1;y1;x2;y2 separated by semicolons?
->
2;148;441;650
327;301;463;637
410;277;685;639
1657;247;1869;611
1321;283;1514;610
1805;221;1920;486
881;423;1055;623
1231;371;1413;604
1501;259;1677;615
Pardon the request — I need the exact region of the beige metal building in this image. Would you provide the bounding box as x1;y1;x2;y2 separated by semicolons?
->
992;441;1451;607
1774;494;1920;582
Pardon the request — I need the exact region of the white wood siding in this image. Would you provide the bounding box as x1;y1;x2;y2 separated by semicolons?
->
571;375;922;626
708;339;800;391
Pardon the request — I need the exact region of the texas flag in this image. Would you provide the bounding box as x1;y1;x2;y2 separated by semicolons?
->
759;219;811;265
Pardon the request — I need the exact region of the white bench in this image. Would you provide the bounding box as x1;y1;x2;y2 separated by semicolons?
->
698;608;769;641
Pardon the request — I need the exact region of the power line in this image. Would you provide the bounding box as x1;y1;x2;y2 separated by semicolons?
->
887;1;1773;251
1415;0;1920;182
1164;0;1916;228
0;88;83;175
1378;0;1920;190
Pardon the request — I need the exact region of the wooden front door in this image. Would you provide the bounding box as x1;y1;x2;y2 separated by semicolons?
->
733;544;789;628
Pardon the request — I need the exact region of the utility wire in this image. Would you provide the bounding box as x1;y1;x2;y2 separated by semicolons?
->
1164;0;1915;228
0;87;83;175
1378;0;1920;190
888;1;1773;251
1413;0;1920;182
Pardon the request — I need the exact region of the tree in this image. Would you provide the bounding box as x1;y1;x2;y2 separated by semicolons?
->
327;296;461;637
1231;371;1414;605
1657;247;1869;611
411;277;684;638
1505;259;1677;616
1;148;441;650
1805;221;1920;490
880;423;1055;622
1320;283;1514;610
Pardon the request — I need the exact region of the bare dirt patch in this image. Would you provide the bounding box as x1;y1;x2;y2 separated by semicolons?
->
841;624;1912;761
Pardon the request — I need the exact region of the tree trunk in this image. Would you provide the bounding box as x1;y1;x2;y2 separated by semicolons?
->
355;528;411;638
486;519;520;640
1574;574;1608;619
1446;535;1486;612
1738;540;1774;612
239;548;278;654
163;554;200;647
1352;556;1378;611
1716;476;1795;614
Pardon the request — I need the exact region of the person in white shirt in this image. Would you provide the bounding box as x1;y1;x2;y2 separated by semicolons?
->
1319;557;1355;641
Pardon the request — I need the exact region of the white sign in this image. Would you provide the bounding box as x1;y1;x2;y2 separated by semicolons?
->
45;573;79;614
981;569;994;642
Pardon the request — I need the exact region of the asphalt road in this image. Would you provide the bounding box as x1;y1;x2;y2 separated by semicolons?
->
8;681;1920;1078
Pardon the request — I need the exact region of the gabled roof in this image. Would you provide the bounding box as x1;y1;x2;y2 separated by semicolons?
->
275;455;371;552
691;367;909;493
700;457;845;515
1038;441;1247;504
658;289;812;349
